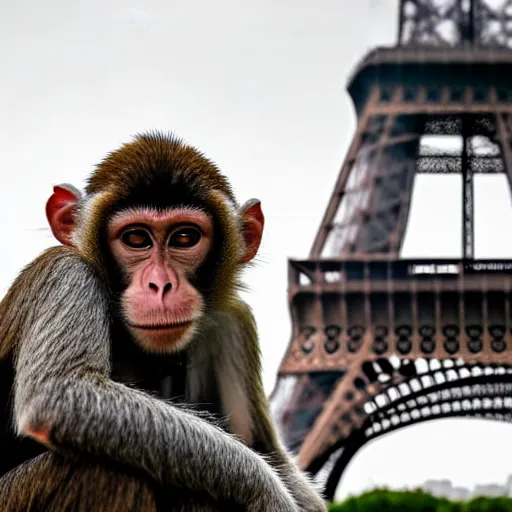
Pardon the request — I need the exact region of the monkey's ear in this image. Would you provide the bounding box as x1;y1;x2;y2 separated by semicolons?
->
46;184;81;246
239;199;264;264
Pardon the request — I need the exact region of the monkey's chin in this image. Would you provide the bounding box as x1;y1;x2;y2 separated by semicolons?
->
129;322;195;354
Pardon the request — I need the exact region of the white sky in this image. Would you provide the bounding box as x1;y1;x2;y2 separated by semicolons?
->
2;0;512;503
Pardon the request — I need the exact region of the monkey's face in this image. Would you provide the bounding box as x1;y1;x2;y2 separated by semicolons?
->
107;207;213;354
46;134;265;352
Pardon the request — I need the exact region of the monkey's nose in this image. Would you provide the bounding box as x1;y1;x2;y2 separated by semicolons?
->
148;282;172;296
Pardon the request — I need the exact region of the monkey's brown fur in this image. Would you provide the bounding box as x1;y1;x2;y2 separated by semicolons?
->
88;132;235;201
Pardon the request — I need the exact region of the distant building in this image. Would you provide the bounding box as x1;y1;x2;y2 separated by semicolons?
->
451;487;470;502
423;480;454;500
472;484;506;498
505;475;512;497
420;476;512;501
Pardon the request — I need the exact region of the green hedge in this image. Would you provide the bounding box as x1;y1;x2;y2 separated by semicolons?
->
328;489;512;511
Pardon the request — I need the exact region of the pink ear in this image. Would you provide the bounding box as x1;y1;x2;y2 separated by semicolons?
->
45;185;80;246
240;199;264;264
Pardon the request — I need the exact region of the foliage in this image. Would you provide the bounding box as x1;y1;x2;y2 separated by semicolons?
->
328;489;512;511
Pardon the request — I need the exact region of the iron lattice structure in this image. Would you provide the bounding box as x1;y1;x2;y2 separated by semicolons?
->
270;0;512;501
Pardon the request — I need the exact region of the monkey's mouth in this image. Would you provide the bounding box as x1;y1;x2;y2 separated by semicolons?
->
129;321;193;331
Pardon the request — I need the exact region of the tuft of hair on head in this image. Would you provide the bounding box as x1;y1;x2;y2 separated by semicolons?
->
85;131;237;209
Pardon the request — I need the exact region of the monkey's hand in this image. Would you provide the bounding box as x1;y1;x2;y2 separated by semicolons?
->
245;413;326;510
267;454;326;512
293;492;328;512
286;471;327;512
247;473;299;512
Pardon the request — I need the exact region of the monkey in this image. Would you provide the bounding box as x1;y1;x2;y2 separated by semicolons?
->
0;132;326;511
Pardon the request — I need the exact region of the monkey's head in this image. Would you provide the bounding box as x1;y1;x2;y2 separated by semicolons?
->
45;132;264;354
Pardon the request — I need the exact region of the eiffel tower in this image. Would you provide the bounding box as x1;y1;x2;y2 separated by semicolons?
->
271;0;512;501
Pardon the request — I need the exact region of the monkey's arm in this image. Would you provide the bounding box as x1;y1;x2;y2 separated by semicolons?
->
222;302;327;512
12;254;297;512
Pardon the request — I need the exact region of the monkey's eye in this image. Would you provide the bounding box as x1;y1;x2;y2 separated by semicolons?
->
169;228;201;248
121;229;152;249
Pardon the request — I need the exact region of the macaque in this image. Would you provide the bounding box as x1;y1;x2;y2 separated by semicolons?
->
0;132;326;511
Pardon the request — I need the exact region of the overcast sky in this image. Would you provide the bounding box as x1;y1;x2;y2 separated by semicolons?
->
2;0;512;502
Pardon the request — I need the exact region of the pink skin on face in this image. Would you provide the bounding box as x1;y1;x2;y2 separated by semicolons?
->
108;207;213;354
